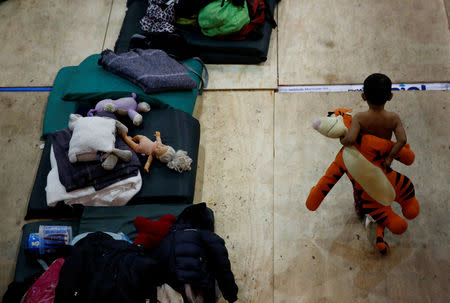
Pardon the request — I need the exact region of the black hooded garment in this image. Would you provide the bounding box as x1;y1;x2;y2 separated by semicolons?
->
54;232;160;303
154;203;238;303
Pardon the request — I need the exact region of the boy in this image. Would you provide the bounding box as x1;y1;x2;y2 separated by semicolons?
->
340;73;407;169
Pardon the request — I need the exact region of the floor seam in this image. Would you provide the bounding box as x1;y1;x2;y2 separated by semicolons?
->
101;0;115;51
443;0;450;29
272;90;276;303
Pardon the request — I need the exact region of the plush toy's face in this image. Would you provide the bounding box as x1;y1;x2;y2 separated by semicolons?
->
312;108;353;138
312;115;347;138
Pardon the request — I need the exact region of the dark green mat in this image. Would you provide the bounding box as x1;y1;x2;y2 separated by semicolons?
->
128;109;200;204
15;204;213;283
27;109;200;219
79;204;191;240
41;55;203;138
62;54;203;112
41;67;90;139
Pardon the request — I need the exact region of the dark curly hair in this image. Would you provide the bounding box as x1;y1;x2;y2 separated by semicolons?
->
363;73;392;105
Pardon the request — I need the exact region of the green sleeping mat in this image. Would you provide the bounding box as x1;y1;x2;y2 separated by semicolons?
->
41;55;204;138
41;66;89;139
61;54;204;111
78;204;193;241
14;204;213;282
27;109;200;219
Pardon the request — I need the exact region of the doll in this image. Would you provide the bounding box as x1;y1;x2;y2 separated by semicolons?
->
121;131;192;173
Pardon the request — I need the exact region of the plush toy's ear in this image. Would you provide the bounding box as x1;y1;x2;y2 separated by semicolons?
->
68;114;82;130
312;116;348;138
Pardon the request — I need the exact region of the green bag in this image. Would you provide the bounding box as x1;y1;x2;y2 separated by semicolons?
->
198;0;250;37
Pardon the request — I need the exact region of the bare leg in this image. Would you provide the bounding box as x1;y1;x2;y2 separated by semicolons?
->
122;133;140;151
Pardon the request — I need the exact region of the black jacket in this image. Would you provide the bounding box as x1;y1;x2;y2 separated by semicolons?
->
55;232;160;303
154;203;238;303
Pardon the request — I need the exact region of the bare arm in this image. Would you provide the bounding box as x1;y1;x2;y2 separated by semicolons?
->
154;131;162;144
383;115;407;168
340;114;360;146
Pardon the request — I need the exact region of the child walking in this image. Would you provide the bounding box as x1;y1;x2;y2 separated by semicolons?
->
340;73;407;169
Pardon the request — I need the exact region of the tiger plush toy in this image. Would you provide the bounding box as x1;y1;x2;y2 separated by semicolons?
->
306;109;420;254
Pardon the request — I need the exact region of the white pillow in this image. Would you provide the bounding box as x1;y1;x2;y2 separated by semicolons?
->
68;116;116;163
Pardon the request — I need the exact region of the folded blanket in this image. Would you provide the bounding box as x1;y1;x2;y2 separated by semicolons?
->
46;146;142;207
51;129;141;192
98;49;197;94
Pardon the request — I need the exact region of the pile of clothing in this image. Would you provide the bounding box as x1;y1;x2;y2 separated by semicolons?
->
46;115;142;207
4;204;238;303
140;0;275;40
124;0;278;63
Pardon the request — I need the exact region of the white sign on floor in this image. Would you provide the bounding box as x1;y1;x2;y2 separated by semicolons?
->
277;83;450;93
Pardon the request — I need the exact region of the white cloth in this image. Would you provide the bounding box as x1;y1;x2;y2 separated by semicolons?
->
158;284;184;303
46;146;142;207
68;116;116;163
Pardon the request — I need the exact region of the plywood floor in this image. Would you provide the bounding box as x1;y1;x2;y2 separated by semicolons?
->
278;0;450;85
0;0;449;301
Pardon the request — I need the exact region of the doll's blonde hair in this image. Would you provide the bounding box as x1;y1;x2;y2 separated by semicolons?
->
158;146;192;172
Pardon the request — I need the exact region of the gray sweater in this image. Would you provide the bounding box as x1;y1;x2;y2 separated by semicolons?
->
99;48;197;94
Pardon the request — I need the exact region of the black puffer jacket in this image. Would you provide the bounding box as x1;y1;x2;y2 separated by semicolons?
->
154;203;238;303
55;232;160;303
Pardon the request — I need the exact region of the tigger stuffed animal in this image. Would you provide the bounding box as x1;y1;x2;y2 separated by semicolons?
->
306;109;420;254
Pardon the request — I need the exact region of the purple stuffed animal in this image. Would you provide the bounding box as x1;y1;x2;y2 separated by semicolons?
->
87;93;151;126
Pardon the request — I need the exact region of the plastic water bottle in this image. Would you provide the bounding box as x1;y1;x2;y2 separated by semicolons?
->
28;225;73;255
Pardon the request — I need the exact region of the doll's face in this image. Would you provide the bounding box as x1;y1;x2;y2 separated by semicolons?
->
155;144;169;158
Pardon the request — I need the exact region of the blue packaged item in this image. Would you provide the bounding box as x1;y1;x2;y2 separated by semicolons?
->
28;225;73;255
